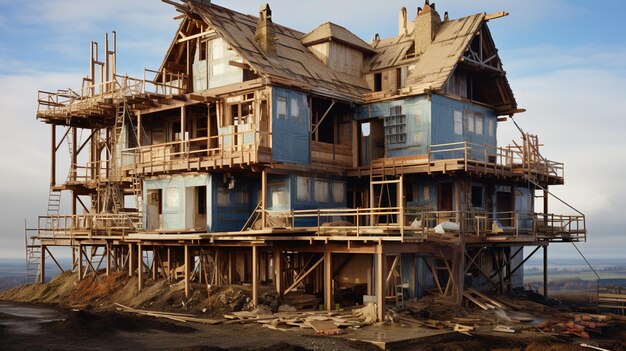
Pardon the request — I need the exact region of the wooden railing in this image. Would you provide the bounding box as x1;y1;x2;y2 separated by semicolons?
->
238;206;585;242
37;69;188;117
122;130;271;173
535;213;586;242
37;213;141;238
259;207;412;240
426;141;564;180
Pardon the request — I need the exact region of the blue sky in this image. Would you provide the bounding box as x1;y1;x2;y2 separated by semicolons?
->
0;0;625;261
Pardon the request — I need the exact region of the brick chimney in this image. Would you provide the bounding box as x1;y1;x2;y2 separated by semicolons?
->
255;3;277;55
413;0;441;54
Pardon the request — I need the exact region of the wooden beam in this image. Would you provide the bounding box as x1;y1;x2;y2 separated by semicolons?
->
44;246;64;273
324;250;333;311
252;246;258;307
261;169;267;228
78;244;83;281
284;255;324;295
184;244;190;298
176;30;213;44
138;243;143;291
128;243;134;277
485;11;509;21
40;245;46;284
376;247;385;321
311;101;335;136
275;249;282;295
50;125;56;187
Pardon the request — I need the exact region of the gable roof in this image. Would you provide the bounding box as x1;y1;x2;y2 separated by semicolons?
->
367;13;484;92
301;22;375;53
186;2;370;101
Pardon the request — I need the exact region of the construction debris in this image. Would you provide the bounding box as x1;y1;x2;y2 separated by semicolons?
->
114;303;223;325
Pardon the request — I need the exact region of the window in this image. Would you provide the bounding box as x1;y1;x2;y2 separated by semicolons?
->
465;115;475;133
475;115;483;135
290;97;299;118
384;106;406;145
454;111;463;135
374;73;382;92
277;97;287;120
423;186;430;201
212;38;224;60
314;179;329;203
332;181;345;203
165;187;180;210
199;40;207;61
296;177;310;202
471;185;483;208
488;119;495;137
216;186;230;206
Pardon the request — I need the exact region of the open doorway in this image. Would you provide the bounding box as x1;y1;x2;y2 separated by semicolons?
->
147;189;162;230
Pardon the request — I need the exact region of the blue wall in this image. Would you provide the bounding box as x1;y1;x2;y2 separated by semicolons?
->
431;94;497;160
356;96;431;157
209;174;258;232
272;87;310;164
266;174;347;227
143;174;257;233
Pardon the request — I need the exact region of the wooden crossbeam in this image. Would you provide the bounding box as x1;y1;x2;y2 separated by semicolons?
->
284;255;324;295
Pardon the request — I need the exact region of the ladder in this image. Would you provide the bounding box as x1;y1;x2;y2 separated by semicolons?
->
110;101;127;179
131;171;143;230
44;189;61;237
25;230;42;284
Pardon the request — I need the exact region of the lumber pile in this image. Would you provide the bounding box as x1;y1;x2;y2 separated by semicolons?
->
283;292;320;310
224;303;377;333
537;313;614;339
114;303;223;325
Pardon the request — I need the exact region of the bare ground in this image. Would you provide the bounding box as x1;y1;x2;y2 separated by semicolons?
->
1;272;625;350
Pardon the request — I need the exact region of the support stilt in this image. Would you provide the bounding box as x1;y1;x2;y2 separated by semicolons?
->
543;245;548;298
138;243;143;291
324;250;332;311
252;246;258;307
376;246;385;322
184;244;190;298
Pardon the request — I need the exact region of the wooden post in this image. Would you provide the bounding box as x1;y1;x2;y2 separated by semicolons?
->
128;243;134;277
261;169;267;228
105;243;111;276
543;245;548;298
252;246;258;307
50;125;56;187
184;244;190;298
324;250;332;311
228;249;233;284
138;243;143;291
152;247;158;281
275;249;282;295
376;246;385;322
78;244;83;281
137;112;142;147
40;245;46;284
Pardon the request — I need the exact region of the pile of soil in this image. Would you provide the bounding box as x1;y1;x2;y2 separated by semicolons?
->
0;271;272;318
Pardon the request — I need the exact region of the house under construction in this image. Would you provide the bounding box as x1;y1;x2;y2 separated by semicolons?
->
28;0;586;321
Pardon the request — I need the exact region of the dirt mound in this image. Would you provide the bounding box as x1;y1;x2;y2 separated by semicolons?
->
45;309;195;336
184;342;310;351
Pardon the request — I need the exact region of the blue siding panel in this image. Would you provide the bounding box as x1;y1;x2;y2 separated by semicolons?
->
272;87;310;164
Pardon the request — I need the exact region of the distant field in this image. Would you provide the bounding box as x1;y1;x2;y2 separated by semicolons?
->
525;271;626;282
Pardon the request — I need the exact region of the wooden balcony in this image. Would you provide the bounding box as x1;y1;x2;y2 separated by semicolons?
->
37;213;141;239
122;130;272;175
350;139;564;185
36;70;188;125
243;208;585;244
